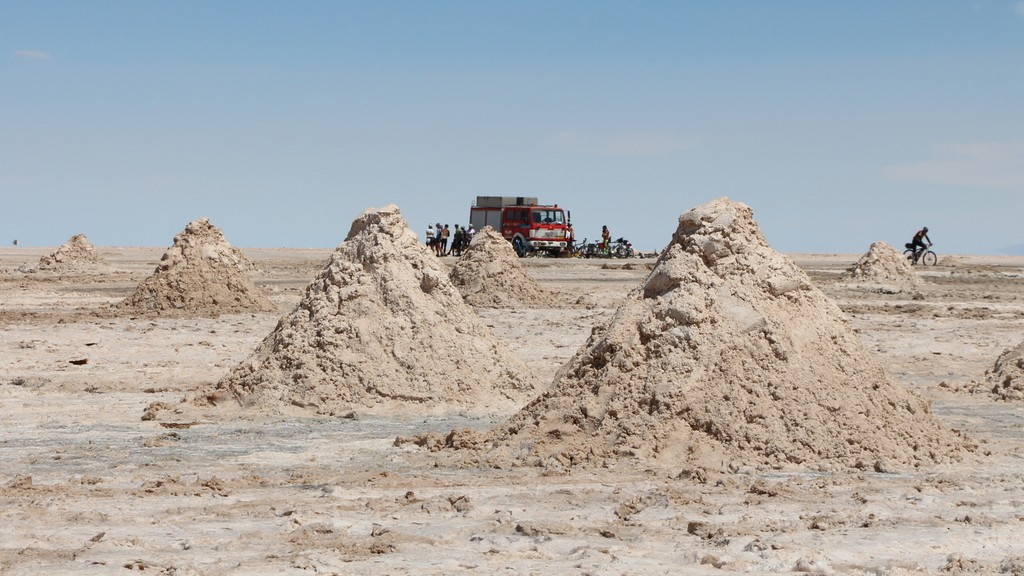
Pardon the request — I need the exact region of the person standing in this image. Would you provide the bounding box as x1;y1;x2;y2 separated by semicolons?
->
425;223;435;249
600;225;611;255
451;225;464;256
441;224;450;255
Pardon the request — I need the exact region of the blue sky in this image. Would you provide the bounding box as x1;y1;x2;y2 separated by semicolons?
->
3;1;1023;254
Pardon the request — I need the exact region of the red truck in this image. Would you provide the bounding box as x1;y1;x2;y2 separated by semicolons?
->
469;196;571;257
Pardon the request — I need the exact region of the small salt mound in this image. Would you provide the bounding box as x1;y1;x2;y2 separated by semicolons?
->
119;218;275;316
977;341;1024;401
203;205;539;415
844;241;922;292
448;226;560;308
36;234;108;272
423;197;974;472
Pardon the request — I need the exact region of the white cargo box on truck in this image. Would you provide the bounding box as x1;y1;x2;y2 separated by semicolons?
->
474;196;539;208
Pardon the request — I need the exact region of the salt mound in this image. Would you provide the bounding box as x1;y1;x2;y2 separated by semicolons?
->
36;234;108;272
976;341;1024;401
448;227;560;308
426;198;973;472
843;241;922;292
119;218;275;316
203;205;538;415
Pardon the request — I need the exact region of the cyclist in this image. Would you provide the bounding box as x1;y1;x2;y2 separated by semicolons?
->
909;226;932;263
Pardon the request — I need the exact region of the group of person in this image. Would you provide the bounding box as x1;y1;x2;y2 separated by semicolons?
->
426;222;934;261
425;222;476;257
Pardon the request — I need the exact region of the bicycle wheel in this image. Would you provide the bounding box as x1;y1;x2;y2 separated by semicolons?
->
903;249;916;264
921;251;937;266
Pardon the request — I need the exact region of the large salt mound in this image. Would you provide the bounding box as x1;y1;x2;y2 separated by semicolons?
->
119;218;275;316
36;234;108;272
843;241;922;292
974;341;1024;401
425;198;973;472
448;226;560;308
203;205;539;415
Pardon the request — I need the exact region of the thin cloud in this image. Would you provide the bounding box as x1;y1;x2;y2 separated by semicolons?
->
15;50;52;60
883;140;1024;192
550;130;697;158
1017;1;1024;17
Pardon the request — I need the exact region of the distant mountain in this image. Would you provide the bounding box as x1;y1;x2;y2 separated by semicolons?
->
999;243;1024;255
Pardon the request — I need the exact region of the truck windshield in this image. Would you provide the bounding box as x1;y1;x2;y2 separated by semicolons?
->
532;210;564;224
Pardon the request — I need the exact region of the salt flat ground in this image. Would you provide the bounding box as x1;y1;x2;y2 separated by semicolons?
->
1;246;1023;575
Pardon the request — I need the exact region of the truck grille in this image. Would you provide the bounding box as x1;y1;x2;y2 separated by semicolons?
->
533;229;564;239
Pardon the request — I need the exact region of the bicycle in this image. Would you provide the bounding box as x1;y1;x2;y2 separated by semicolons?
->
903;243;937;266
565;237;586;257
611;237;634;258
564;238;598;258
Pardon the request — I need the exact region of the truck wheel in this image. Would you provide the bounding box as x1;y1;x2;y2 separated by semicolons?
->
512;236;528;258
